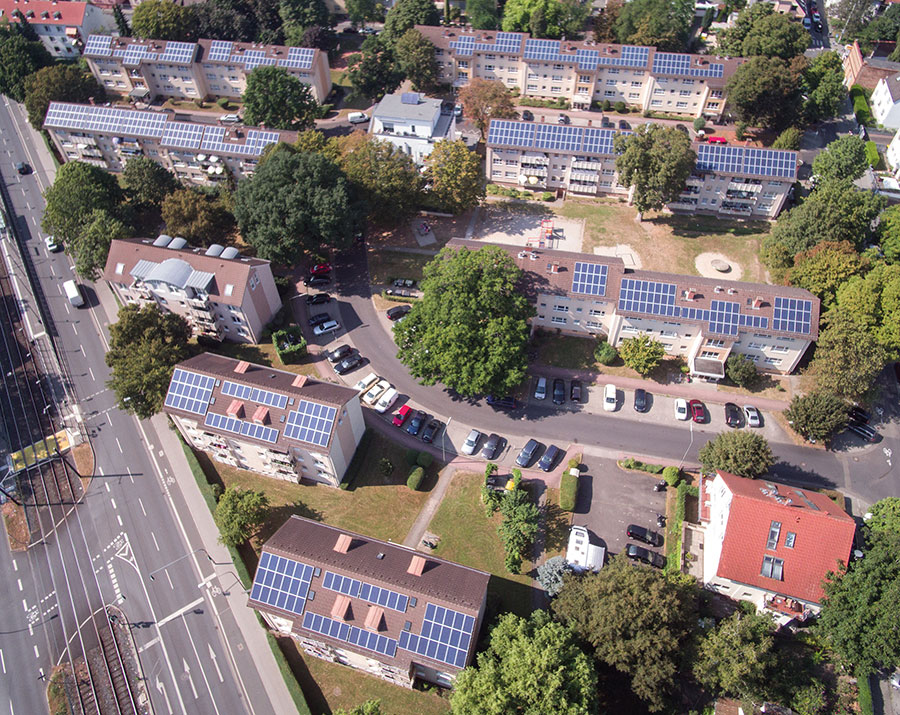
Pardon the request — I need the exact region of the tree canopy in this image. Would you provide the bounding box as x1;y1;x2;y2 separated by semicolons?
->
467;0;499;29
618;335;665;375
536;555;570;597
242;66;318;130
105;305;192;419
24;64;103;131
381;0;440;45
345;36;403;100
450;610;598;715
0;29;53;102
214;487;270;547
70;209;128;281
725;56;802;130
131;0;197;41
613;0;693;50
278;0;329;33
122;157;180;209
803;51;847;121
812;135;869;182
393;29;438;92
772;127;802;150
458;78;517;141
834;262;900;360
784;391;848;443
394;246;534;398
879;204;900;264
501;0;591;39
698;430;775;479
194;0;259;42
865;498;900;539
424;140;485;214
233;150;366;264
718;4;808;59
42;161;125;244
725;354;758;387
161;188;235;247
613;124;695;218
808;308;885;402
339;137;422;222
347;0;381;25
788;241;863;307
592;0;622;42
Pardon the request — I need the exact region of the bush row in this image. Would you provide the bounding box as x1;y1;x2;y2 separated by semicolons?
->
519;97;570;109
272;326;307;365
620;457;665;475
380;290;419;303
486;184;555;201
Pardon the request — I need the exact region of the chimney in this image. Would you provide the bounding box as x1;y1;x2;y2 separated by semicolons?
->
330;594;352;621
549;262;560;274
727;287;736;295
683;290;696;301
291;374;308;388
714;285;723;293
226;399;244;418
234;360;250;374
252;405;268;424
333;533;352;553
364;606;385;631
752;297;763;309
407;555;426;576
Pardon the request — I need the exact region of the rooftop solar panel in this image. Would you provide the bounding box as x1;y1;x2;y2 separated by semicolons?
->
161;121;205;150
221;381;289;409
772;296;812;335
652;52;723;78
617;278;678;317
44;103;168;139
708;299;740;336
322;571;410;612
277;46;315;70
695;144;797;179
84;34;112;57
164;368;215;415
488;120;622;157
159;41;196;65
250;551;314;616
571;262;608;296
204;412;280;444
398;602;475;669
207;40;233;63
302;612;399;657
284;401;337;447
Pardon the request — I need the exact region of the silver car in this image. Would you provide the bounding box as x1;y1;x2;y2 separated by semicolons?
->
461;429;482;455
743;405;761;427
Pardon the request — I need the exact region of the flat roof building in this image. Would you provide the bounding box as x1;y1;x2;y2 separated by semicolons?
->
0;0;111;58
370;92;456;165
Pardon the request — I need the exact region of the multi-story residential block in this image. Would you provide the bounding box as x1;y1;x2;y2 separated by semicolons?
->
843;40;900;89
0;0;111;58
164;354;365;486
102;236;282;344
696;470;856;625
370;92;456;165
249;516;490;688
415;25;742;118
886;128;900;177
870;72;900;129
44;102;294;185
447;238;819;377
83;33;331;103
486;119;798;218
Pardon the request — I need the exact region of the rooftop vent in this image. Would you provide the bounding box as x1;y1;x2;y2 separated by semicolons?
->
234;360;250;374
220;246;240;259
205;243;225;257
252;405;268;424
407;555;426;576
752;297;763;309
168;236;188;250
529;251;539;261
683;290;696;301
153;234;172;247
517;251;528;259
291;375;308;388
548;262;560;274
376;552;385;560
727;287;736;295
714;286;723;293
333;533;352;553
225;399;244;418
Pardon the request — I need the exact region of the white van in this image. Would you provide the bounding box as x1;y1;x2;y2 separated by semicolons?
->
603;384;617;411
375;387;398;414
566;525;605;573
534;376;547;400
63;279;84;307
219;114;241;124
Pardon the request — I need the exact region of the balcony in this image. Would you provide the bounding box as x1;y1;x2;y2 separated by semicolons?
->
725;189;757;200
681;185;700;195
569;183;598;196
521;154;549;166
719;201;752;215
572;160;602;171
728;179;761;192
685;176;704;187
520;165;548;177
189;295;211;309
671;197;698;207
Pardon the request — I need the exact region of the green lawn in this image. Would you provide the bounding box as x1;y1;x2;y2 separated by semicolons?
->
203;339;319;377
532;331;599;371
367;249;436;286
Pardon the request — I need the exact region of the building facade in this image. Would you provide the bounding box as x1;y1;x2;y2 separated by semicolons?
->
249;516;490;688
83;34;331;103
486;119;797;218
843;40;900;89
44;102;294;185
0;0;110;58
164;354;365;486
370;92;456;165
886;128;900;177
871;73;900;129
102;236;282;344
416;25;742;118
698;471;855;625
447;239;819;377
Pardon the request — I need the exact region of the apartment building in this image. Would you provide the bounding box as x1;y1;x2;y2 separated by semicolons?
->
416;25;742;118
0;0;110;58
486;119;797;218
44;102;294;185
697;470;855;625
164;354;365;486
447;239;819;377
83;33;331;103
250;516;490;688
843;40;900;90
871;72;900;129
102;236;282;344
370;92;456;165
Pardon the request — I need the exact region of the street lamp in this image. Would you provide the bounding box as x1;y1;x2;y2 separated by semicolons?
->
149;548;213;581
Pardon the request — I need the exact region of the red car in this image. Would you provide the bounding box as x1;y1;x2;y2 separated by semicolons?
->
310;263;332;275
392;404;411;427
707;136;727;144
689;399;705;423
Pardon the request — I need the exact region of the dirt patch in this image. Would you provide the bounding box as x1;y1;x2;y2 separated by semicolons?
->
71;442;94;477
366;213;471;251
695;252;743;280
2;500;29;551
593;243;643;268
474;202;585;252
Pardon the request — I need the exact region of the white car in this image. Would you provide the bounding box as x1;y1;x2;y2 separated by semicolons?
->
674;398;689;421
603;384;617;412
363;379;390;406
219;113;241;124
534;376;547;400
45;235;62;252
461;429;482;455
347;112;369;124
354;371;378;393
374;387;398;414
743;405;761;427
313;319;339;336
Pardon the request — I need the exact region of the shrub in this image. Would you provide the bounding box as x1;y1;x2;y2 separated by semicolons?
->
559;469;578;512
693;116;706;132
621;457;665;474
510;468;522;490
405;448;420;466
865;140;880;168
850;85;873;125
536;556;569;597
725;354;758;387
379;458;393;477
595;340;617;365
273;274;293;298
482;484;502;515
567;455;581;471
416;451;434;468
216;97;230;108
272;326;307;364
407;466;425;490
602;99;612;111
485;462;499;478
541;191;554;201
772;126;801;150
614;101;626;113
735;121;748;141
662;465;681;486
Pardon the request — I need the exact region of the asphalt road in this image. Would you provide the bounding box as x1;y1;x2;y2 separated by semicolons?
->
0;97;281;714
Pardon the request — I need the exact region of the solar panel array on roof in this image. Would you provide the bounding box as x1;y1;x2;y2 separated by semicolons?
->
160;41;196;64
571;262;608;296
161;121;205;150
204;412;280;444
221;381;289;409
523;39;568;62
707;300;740;336
84;34;112;57
236;49;277;70
250;551;314;616
44;103;168;138
278;46;315;69
696;144;797;179
489;32;523;53
165;368;215;415
652;52;724;77
401;92;420;104
284;401;337;447
618;278;678;316
488;120;621;156
207;40;234;62
772;297;812;334
398;603;475;669
449;35;474;56
198;125;281;157
322;571;410;612
302;612;399;657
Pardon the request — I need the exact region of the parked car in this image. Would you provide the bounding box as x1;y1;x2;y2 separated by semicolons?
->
846;422;878;443
313;319;339;336
552;378;565;405
392;404;412;427
557;113;570;124
603;384;617;412
618;119;630;130
538;444;561;472
689;399;705;423
421;419;441;443
354;372;378;392
327;344;353;363
347;112;369;124
310;263;332;275
362;379;390;406
521;109;534;121
743;405;761;428
334;354;362;375
803;16;811;28
516;439;540;467
625;544;666;569
481;433;502;460
308;312;332;327
304;275;331;287
461;429;482;455
487;395;517;410
724;402;742;428
375;388;398;414
534;376;547;400
570;379;583;403
707;136;727;144
454;103;463;117
305;292;330;305
387;305;411;321
627;524;664;547
15;162;30;175
848;406;871;425
633;388;648;413
674;398;689;421
406;410;427;436
219;113;241;124
45;235;62;253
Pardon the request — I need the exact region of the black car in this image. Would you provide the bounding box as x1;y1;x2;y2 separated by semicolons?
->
406;410;427;437
308;312;332;327
481;433;502;460
626;524;664;547
387;305;411;321
625;544;666;569
538;444;561;472
570;380;583;403
521;110;534;121
675;124;689;134
847;422;878;443
15;162;30;175
516;439;540;467
618;120;630;130
334;354;362;374
304;275;331;287
848;406;871;424
327;344;354;363
724;402;743;428
557;113;570;125
552;378;565;405
814;19;823;32
305;293;331;305
486;395;517;410
634;388;648;413
421;419;441;443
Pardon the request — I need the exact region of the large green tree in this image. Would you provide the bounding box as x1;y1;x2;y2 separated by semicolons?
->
0;30;53;102
450;610;598;715
24;64;103;131
812;136;869;182
394;246;534;398
194;0;258;42
614;124;695;219
698;430;775;479
804;51;847;121
613;0;693;50
122;157;180;209
345;36;403;100
233;150;366;264
552;556;697;712
42;161;125;244
718;3;808;59
346;0;381;26
339;138;422;222
788;241;863;307
393;29;438;92
105;305;192;419
784;391;848;443
242;66;318;130
467;0;498;29
424;140;485;214
835;263;900;360
879;204;900;263
161;188;234;246
725;354;758;388
70;209;128;281
808;308;886;402
458;78;518;141
214;487;270;547
725;56;802;130
501;0;591;39
381;0;440;45
278;0;329;32
618;335;666;376
865;498;900;539
131;0;197;41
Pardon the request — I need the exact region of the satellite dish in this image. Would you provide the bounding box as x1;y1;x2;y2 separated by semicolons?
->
528;175;538;185
518;175;527;185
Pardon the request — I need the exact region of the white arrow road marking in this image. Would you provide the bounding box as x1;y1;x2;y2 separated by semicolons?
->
182;659;198;699
207;643;224;683
155;677;173;715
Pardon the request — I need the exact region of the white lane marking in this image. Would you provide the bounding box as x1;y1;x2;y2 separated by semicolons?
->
64;301;70;315
208;643;224;683
151;532;159;551
116;438;123;453
138;498;146;516
16;579;22;591
33;645;39;658
72;323;77;335
11;561;17;572
166;572;173;589
182;659;198;699
21;599;27;612
80;344;85;356
88;367;95;381
117;515;123;527
98;466;104;476
110;498;117;510
0;649;5;674
137;636;160;654
105;483;110;492
155;677;174;715
157;597;205;628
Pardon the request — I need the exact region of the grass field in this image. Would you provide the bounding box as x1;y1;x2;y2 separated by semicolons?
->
205;339;320;377
367;249;436;286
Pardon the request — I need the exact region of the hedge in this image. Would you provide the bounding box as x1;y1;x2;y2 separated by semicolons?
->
666;483;699;573
851;85;874;125
519;97;569;109
662;466;682;486
380;290;419;304
407;466;425;490
857;671;874;715
272;326;307;365
620;457;665;475
405;448;420;466
559;469;579;512
865;140;881;169
416;452;434;468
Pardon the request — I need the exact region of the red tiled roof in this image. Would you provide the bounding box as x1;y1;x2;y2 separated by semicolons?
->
0;0;86;26
714;471;855;603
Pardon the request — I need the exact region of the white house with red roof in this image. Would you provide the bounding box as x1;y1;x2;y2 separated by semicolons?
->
698;470;856;625
0;0;110;58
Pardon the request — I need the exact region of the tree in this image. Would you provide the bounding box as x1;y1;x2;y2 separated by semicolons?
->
618;335;665;375
784;391;848;443
242;66;318;131
719;3;808;59
501;0;590;39
536;555;570;597
498;488;540;573
698;431;775;479
42;161;124;245
233;151;366;264
772;127;802;150
817;531;900;674
725;56;802;130
831;0;870;37
394;246;534;398
614;124;695;219
105;305;192;418
595;340;617;365
194;0;259;42
692;116;706;132
879;204;900;264
592;0;622;42
865;498;900;539
424;140;485;214
808;309;885;402
0;31;53;102
725;353;758;387
394;29;438;92
467;0;498;29
613;0;693;50
340;138;422;222
835;263;900;360
132;0;197;41
458;79;517;141
717;3;775;56
69;210;128;281
122;157;180;209
381;0;440;45
788;241;862;307
24;64;103;131
113;4;132;36
694;612;777;704
344;36;403;100
450;610;598;715
856;3;900;47
346;0;380;26
284;24;337;52
161;188;234;246
812;136;869;182
552;556;697;711
278;0;329;32
804;51;847;121
214;487;270;547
